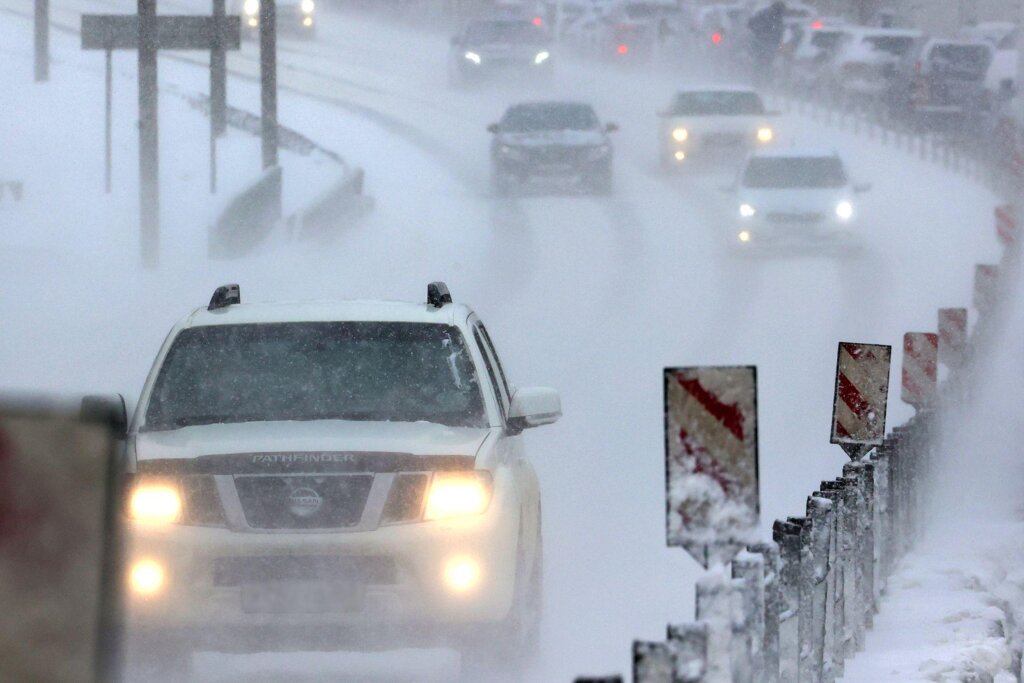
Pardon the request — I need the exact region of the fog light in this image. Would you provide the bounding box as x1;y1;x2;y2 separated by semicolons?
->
738;230;752;242
443;556;481;593
303;17;313;27
130;559;165;596
247;17;258;27
674;150;686;161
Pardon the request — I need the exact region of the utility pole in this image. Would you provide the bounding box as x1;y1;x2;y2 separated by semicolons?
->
34;0;49;81
138;0;160;267
259;0;278;170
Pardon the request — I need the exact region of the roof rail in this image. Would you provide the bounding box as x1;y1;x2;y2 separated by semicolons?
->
208;284;241;311
427;281;452;308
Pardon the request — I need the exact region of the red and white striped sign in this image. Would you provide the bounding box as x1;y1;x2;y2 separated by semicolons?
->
938;308;967;369
995;204;1017;246
664;366;759;568
973;264;999;313
901;333;938;407
830;342;891;458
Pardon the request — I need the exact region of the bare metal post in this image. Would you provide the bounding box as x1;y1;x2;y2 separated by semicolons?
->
138;0;159;267
210;0;226;193
748;542;781;683
35;0;49;81
105;49;112;194
259;0;278;170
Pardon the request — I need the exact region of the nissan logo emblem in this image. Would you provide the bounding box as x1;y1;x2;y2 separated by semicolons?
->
288;487;323;518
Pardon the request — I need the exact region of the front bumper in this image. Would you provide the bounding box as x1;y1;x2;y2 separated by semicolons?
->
125;485;519;649
494;153;611;180
734;217;854;246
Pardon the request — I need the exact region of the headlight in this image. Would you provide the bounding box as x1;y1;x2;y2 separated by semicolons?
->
835;200;854;220
464;51;481;65
586;144;611;161
672;127;689;142
757;127;774;143
130;479;182;524
534;50;550;65
738;230;752;242
300;0;315;13
739;203;756;218
243;0;259;16
129;559;166;596
424;471;492;521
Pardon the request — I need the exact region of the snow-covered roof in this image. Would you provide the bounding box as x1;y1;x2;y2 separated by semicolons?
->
183;299;472;328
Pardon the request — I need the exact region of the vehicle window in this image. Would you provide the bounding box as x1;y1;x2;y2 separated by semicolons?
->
669;91;765;116
863;35;915;57
472;327;507;419
810;31;844;51
501;103;599;132
742;157;848;189
464;20;547;45
477;324;512;403
928;44;992;78
144;322;487;430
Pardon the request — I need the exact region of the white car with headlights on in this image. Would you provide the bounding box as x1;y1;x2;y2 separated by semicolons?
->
726;150;870;248
449;19;553;85
233;0;316;37
123;282;559;681
658;88;777;169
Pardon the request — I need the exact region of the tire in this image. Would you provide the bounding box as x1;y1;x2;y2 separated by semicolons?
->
492;169;512;197
588;165;613;195
123;631;194;683
459;529;543;683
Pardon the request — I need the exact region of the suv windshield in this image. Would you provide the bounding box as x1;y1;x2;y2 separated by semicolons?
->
144;322;487;430
501;103;599;132
863;35;915;57
669;91;765;116
928;43;992;79
464;20;547;45
742;156;847;189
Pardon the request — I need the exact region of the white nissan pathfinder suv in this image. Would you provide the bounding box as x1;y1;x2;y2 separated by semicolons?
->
123;283;560;681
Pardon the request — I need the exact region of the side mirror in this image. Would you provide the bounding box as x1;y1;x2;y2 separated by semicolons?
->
507;387;562;432
853;182;872;193
80;394;128;439
487;123;500;134
605;122;619;133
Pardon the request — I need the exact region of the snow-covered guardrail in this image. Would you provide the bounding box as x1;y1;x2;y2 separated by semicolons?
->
574;231;1019;682
208;165;282;259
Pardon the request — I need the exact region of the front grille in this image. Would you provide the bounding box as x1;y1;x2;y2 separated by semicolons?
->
212;555;397;586
526;145;585;164
703;133;744;146
765;212;825;224
234;475;373;530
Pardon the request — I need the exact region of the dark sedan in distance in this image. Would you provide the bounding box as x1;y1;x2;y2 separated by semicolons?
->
488;102;617;195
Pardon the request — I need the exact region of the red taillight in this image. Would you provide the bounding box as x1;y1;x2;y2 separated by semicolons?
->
810;19;823;29
711;32;722;45
532;16;542;26
617;43;629;55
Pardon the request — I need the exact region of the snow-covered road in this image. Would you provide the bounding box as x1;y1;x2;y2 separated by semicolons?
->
0;2;1009;679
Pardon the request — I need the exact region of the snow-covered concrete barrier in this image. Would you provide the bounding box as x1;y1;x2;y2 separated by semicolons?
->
296;166;370;239
208;165;282;259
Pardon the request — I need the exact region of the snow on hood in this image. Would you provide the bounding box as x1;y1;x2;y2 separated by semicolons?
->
500;129;607;147
134;419;492;461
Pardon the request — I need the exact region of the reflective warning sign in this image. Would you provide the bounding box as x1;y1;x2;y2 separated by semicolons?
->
0;406;122;683
664;367;759;568
830;342;892;458
901;332;938;408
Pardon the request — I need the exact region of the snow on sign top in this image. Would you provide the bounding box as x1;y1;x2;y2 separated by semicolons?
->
830;342;891;458
664;366;759;569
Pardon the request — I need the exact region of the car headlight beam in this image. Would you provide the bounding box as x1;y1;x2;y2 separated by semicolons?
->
672;127;689;142
534;50;550;65
739;203;756;218
424;471;492;521
836;200;854;220
757;127;774;143
300;0;315;13
130;480;182;524
464;51;481;65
